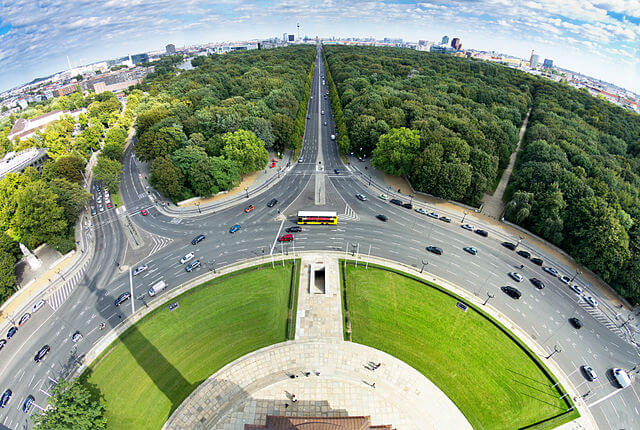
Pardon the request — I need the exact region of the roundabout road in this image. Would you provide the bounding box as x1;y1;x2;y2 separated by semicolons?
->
0;47;638;429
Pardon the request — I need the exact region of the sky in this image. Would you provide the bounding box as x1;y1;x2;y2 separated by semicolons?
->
0;0;639;94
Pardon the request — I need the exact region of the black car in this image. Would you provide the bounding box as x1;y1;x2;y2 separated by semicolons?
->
34;345;50;363
502;242;517;250
0;339;5;351
114;292;131;307
6;326;17;339
475;229;489;237
22;395;34;413
517;250;531;258
501;286;522;299
402;202;413;209
286;226;302;233
530;257;544;266
376;214;388;222
426;246;443;255
529;278;545;289
191;234;206;245
0;390;11;408
334;169;340;174
267;198;278;207
389;199;403;206
569;317;583;329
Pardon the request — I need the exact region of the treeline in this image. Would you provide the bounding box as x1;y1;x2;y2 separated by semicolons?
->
132;46;315;201
323;45;531;205
505;81;640;303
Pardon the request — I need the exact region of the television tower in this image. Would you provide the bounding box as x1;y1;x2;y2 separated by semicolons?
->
297;22;300;40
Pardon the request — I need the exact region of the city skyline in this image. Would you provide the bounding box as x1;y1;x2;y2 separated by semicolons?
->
1;0;639;94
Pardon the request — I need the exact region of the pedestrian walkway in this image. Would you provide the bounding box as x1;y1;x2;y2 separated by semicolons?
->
46;260;88;310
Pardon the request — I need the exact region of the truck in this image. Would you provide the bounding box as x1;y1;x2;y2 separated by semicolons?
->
148;280;167;297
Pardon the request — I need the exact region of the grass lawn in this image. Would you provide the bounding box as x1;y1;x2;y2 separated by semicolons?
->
344;264;578;430
83;264;294;430
111;191;123;208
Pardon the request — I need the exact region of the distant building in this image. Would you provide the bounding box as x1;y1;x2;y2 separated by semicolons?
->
7;108;86;141
288;34;295;42
430;45;453;54
53;83;79;97
166;44;176;54
543;58;553;68
451;38;461;50
530;54;540;68
131;53;149;64
0;148;48;179
80;66;151;94
441;35;449;45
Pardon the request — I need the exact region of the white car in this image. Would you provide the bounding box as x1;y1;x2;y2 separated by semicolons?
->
509;272;524;282
31;299;45;313
415;208;427;215
569;284;584;295
355;194;367;201
132;264;148;276
378;194;388;200
612;368;632;388
559;275;571;284
461;224;474;231
583;295;598;307
427;212;439;219
180;252;195;264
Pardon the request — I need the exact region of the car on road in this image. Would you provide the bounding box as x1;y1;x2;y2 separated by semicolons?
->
427;212;439;219
517;250;531;259
501;286;522;299
356;194;367;201
18;313;30;326
376;214;388;222
132;264;148;276
543;266;558;277
244;204;255;213
530;257;544;266
114;292;131;307
559;275;571;284
107;202;113;209
278;234;294;242
229;224;241;233
426;246;443;255
270;161;276;168
389;199;403;206
502;242;517;250
461;224;474;231
612;368;632;388
402;202;413;209
0;339;6;351
180;253;195;264
286;226;302;233
529;278;545;289
91;207;96;216
72;331;83;343
475;229;489;237
438;216;450;223
415;208;427;215
378;194;388;200
463;246;477;255
34;345;50;363
22;395;34;413
140;209;148;216
0;390;11;408
582;366;598;381
570;284;584;295
334;169;340;174
298;157;303;163
7;327;17;339
185;260;200;272
191;234;206;245
509;272;524;282
267;198;278;207
32;299;45;313
583;295;598;307
569;317;582;329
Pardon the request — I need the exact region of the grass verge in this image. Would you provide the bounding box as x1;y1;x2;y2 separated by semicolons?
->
343;262;579;430
82;263;295;429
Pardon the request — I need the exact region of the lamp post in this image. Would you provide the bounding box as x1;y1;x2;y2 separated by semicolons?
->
570;269;581;283
420;259;428;273
483;292;495;306
245;188;249;198
196;202;201;214
545;344;562;359
461;212;467;224
620;315;634;329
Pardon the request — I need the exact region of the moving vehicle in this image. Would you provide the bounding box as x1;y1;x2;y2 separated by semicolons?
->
132;264;148;276
114;292;131;307
270;161;276;168
530;257;544;266
267;198;278;207
439;216;451;223
286;226;302;233
475;229;489;237
463;246;477;255
517;250;531;259
7;327;17;339
509;272;524;282
612;368;632;388
461;224;474;231
376;214;388;222
356;194;367;201
427;212;439;219
18;313;30;326
34;345;50;362
426;246;443;255
185;260;201;272
582;366;598;381
569;317;582;329
297;211;338;225
148;280;167;297
229;224;241;233
140;209;148;216
389;199;403;206
570;284;584;295
22;395;34;413
543;266;558;277
324;121;328;126
180;253;195;264
191;234;206;245
244;204;255;213
278;234;294;242
501;286;522;299
334;169;340;174
0;390;11;408
529;278;545;289
502;242;517;250
72;331;83;343
378;194;388;200
331;134;335;140
559;275;571;284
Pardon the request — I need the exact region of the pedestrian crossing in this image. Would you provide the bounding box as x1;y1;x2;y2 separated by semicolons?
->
578;301;628;341
339;203;359;222
148;234;173;257
46;264;87;311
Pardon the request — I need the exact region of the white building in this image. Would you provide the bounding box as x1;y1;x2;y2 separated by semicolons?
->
7;108;86;141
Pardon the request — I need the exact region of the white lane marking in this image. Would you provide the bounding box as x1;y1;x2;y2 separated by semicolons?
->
270;218;286;255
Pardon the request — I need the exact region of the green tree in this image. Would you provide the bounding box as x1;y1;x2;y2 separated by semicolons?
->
101;141;124;160
150;156;185;201
49;179;91;223
171;145;208;175
53;154;86;184
93;157;122;191
31;379;107;430
221;129;268;174
371;127;420;178
270;113;294;150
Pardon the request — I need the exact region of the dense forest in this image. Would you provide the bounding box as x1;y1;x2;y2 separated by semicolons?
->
323;45;532;205
133;45;315;201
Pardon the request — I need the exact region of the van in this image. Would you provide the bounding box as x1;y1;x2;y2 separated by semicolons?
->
148;280;167;297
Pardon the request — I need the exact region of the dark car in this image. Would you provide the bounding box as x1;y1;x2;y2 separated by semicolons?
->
0;339;5;351
530;257;544;266
501;286;522;299
34;345;50;363
543;266;558;277
22;395;34;413
0;390;11;408
389;199;403;206
185;260;201;272
267;198;278;207
402;202;413;209
18;313;31;327
463;246;477;255
191;234;206;245
376;214;388;222
6;326;17;339
517;250;531;259
286;226;302;233
334;169;340;174
569;317;582;329
114;292;131;307
475;229;488;237
502;242;517;250
530;278;545;289
439;216;451;223
426;246;443;255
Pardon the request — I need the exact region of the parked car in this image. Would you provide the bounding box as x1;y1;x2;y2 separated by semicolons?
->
415;208;427;215
278;234;294;242
0;339;6;351
517;250;531;259
543;266;558;277
31;299;45;313
502;242;517;250
106;202;113;209
439;216;451;223
191;234;206;245
0;390;11;408
475;229;489;237
559;275;571;284
378;194;388;200
569;317;582;329
244;204;255;213
612;368;632;388
582;366;598;381
509;272;524;282
34;345;50;363
529;278;545;289
229;224;241;233
402;202;413;209
583;295;598;307
286;226;302;233
376;214;388;222
114;292;131;307
7;327;17;339
389;199;403;206
180;253;195;264
426;246;443;255
356;194;367;201
501;286;522;299
185;260;201;272
132;264;148;276
22;395;34;413
140;209;148;216
18;313;30;327
267;198;278;207
463;246;477;255
91;207;96;216
427;212;439;219
570;284;584;295
530;257;544;266
461;224;474;231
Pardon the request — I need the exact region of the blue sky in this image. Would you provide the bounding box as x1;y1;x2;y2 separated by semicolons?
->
0;0;639;93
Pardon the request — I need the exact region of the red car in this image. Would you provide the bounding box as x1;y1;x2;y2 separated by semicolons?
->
278;234;294;242
107;203;113;209
270;161;276;168
244;204;255;213
140;209;148;216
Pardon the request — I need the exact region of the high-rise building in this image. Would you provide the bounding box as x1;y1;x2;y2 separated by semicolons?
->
451;38;461;50
131;53;149;64
530;54;540;68
441;35;449;45
166;44;176;54
283;33;288;42
543;58;553;68
288;34;295;42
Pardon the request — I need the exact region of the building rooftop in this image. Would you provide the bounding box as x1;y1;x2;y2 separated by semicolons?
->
245;415;394;430
0;147;48;179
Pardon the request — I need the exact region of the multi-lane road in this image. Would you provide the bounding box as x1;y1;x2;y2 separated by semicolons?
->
0;46;638;429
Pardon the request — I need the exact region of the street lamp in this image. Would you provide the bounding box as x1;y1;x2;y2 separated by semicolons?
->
245;188;249;198
545;344;562;359
196;202;201;214
570;269;582;283
483;292;495;306
620;315;634;329
461;212;467;224
420;259;428;273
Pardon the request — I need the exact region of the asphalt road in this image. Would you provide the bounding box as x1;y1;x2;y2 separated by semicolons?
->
0;47;638;429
